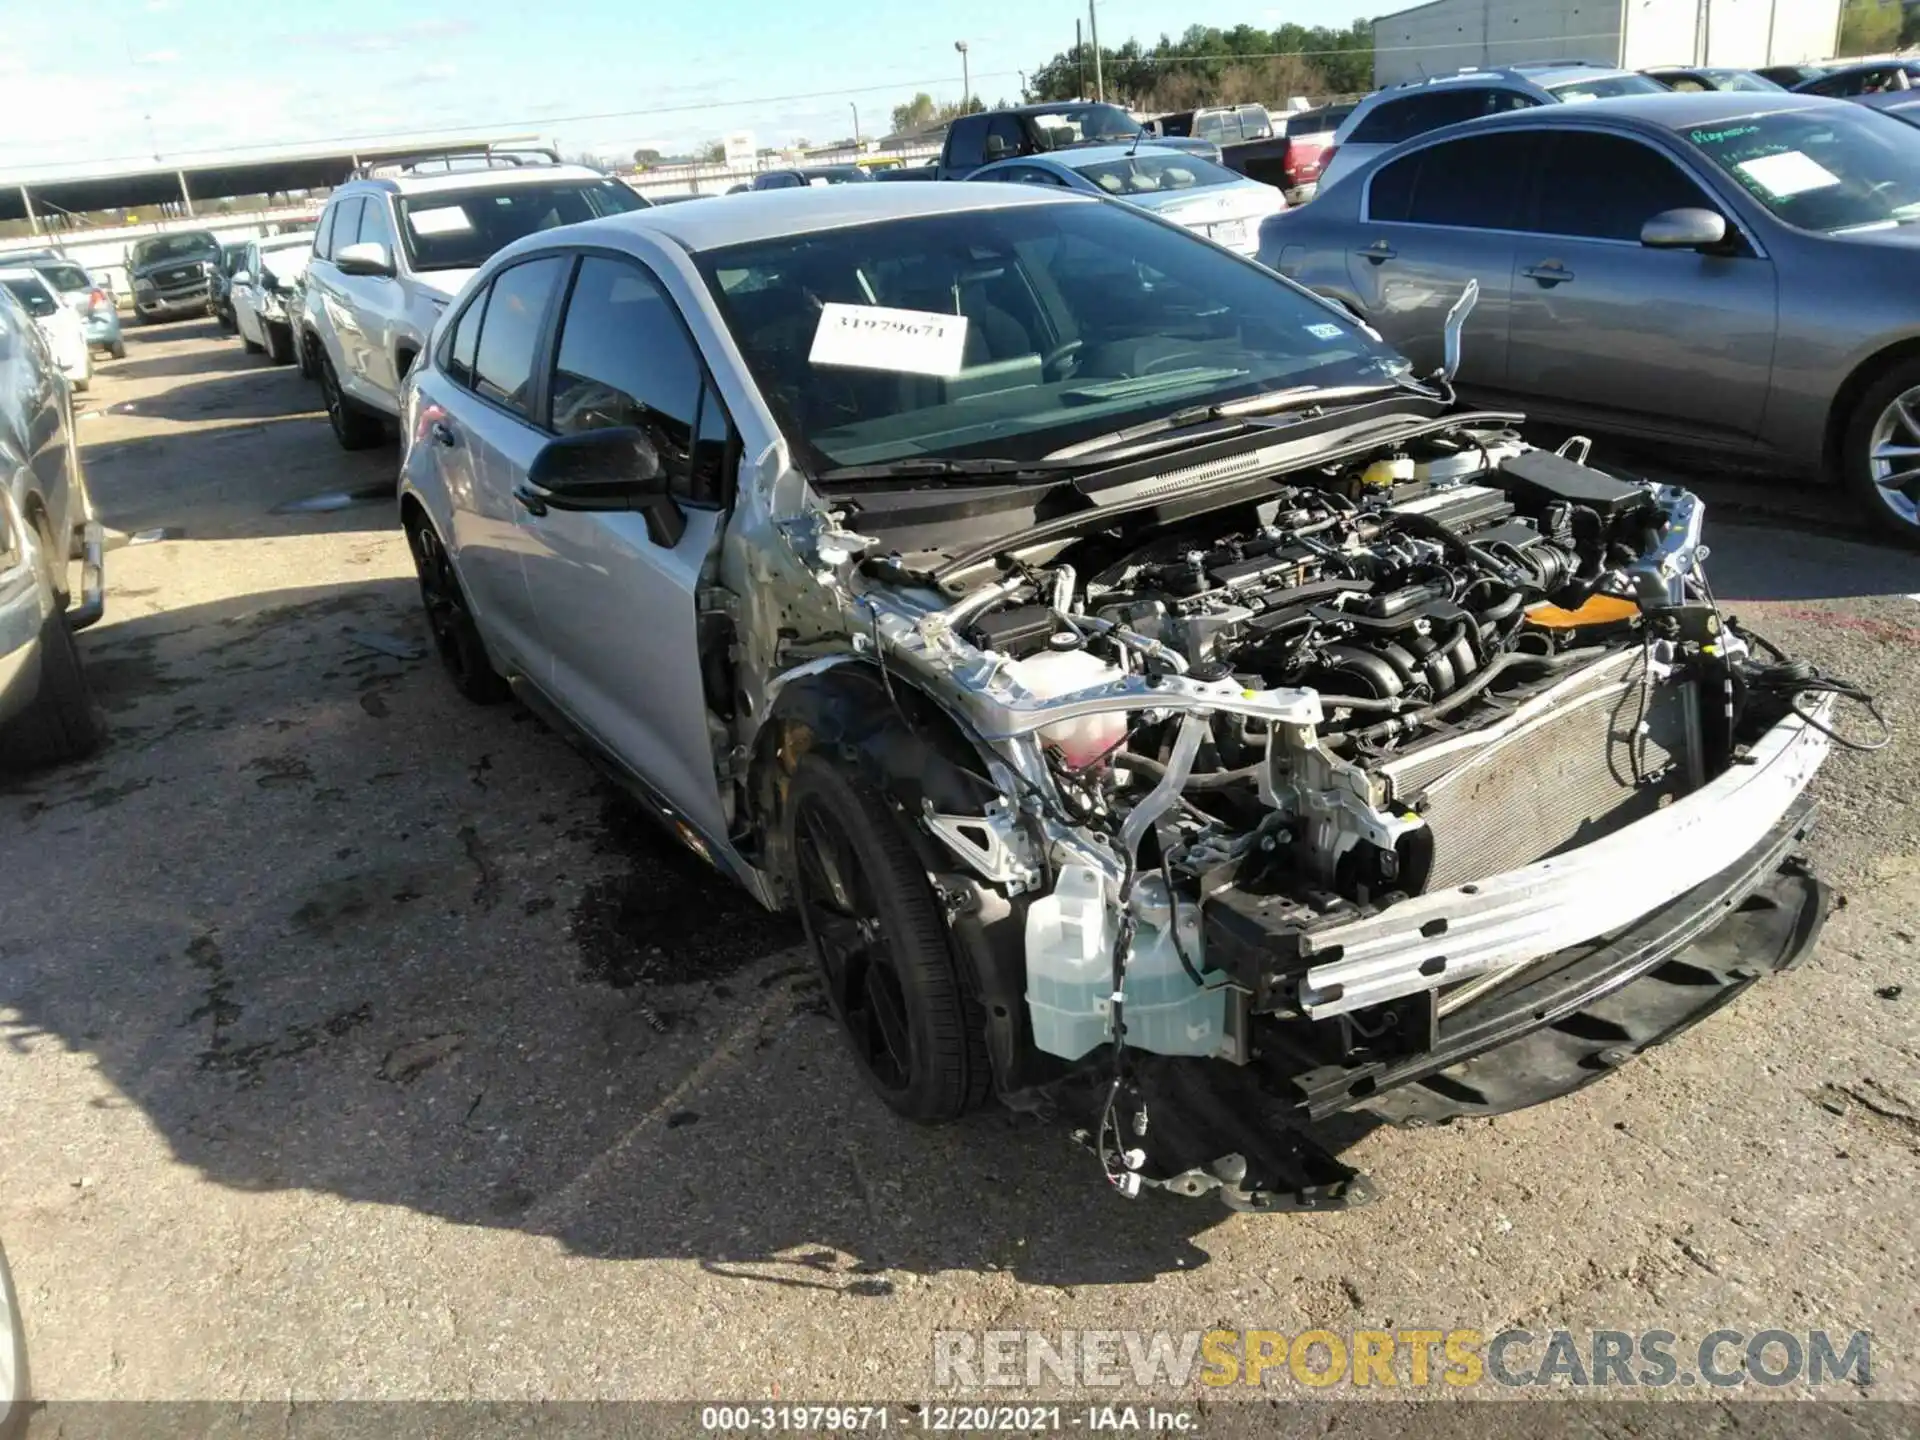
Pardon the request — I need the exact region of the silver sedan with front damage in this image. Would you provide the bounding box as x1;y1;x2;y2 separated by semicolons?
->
397;184;1865;1209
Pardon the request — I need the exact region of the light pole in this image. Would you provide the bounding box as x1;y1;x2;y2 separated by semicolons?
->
850;102;860;146
955;40;971;113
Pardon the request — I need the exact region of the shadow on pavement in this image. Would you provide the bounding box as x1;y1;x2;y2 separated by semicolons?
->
0;577;1274;1290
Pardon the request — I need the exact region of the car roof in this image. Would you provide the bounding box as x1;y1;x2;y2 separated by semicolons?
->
0;267;53;285
347;163;611;196
557;183;1085;254
256;233;313;248
1453;88;1848;132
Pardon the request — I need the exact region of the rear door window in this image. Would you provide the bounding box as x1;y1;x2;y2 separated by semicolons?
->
1527;132;1713;241
1352;87;1537;146
1372;132;1538;228
469;255;567;417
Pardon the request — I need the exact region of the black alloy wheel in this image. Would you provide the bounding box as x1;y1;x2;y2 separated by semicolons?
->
406;518;508;704
786;755;990;1121
317;349;384;450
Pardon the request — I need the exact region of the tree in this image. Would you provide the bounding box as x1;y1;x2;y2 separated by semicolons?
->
697;140;727;164
1026;19;1373;108
891;92;938;134
632;147;663;169
1838;0;1902;55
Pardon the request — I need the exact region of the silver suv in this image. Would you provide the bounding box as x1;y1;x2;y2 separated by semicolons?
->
397;185;1840;1208
299;148;646;449
1319;62;1669;192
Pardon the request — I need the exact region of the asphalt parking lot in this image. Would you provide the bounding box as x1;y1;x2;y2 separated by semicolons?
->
2;315;1918;1406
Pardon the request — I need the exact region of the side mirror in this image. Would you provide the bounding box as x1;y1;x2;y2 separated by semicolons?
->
517;427;685;546
231;270;252;287
334;241;395;278
1640;207;1728;250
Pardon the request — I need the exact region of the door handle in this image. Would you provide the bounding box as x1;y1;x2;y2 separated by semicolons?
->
512;483;549;517
430;420;458;448
1358;240;1397;264
1523;262;1575;286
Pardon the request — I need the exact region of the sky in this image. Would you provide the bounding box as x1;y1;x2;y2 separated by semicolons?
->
0;0;1371;178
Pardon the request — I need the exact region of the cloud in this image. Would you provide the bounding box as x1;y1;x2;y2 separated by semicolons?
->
133;49;180;66
406;63;459;84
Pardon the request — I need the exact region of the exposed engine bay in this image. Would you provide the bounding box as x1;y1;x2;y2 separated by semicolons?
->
788;417;1868;1208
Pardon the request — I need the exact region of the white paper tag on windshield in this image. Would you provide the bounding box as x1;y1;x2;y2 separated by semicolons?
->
809;302;969;377
408;206;475;236
1735;151;1840;199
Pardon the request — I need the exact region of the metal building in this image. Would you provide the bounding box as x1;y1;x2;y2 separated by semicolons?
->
1372;0;1845;87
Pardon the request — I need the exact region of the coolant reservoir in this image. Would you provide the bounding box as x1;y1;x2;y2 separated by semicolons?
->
1001;648;1126;769
1024;863;1118;1060
1122;875;1225;1058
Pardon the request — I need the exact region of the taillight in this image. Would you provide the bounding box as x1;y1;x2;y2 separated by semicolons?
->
88;288;110;312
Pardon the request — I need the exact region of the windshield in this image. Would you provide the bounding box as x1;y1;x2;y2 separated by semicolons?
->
396;179;645;271
1548;73;1667;102
1072;151;1242;195
1029;104;1144;148
1;278;57;317
1686;108;1920;234
132;232;219;266
695;201;1408;470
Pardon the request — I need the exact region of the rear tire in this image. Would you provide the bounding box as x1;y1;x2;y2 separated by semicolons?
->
1841;358;1920;548
785;754;991;1122
109;338;126;361
318;348;386;450
295;329;317;380
0;533;104;770
264;321;294;366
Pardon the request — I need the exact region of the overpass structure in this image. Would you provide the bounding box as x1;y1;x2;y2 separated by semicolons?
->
0;132;544;233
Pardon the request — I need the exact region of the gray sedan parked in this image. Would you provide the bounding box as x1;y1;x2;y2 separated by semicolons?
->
1259;92;1920;544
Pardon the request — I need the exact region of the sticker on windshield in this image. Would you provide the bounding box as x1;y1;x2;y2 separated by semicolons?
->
1305;322;1343;341
1734;150;1841;199
407;206;476;236
809;302;969;377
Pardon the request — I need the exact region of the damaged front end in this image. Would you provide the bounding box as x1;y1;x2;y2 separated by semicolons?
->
766;421;1850;1209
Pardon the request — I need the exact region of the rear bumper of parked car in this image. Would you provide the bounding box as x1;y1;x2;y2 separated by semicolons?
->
84;310;123;348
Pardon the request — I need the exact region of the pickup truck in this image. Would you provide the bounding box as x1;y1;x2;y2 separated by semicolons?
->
934;102;1219;179
1153;102;1355;204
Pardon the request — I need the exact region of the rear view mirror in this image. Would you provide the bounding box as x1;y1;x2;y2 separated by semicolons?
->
518;427;684;546
334;241;395;278
1640;207;1729;250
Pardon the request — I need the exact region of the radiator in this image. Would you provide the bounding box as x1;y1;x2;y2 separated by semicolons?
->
1377;650;1703;893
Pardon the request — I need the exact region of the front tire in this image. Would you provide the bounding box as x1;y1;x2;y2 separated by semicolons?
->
295;329;317;380
1842;358;1920;548
785;754;991;1122
406;516;508;704
317;348;385;450
109;338;127;361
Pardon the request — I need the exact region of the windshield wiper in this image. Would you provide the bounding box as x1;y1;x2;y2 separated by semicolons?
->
1043;379;1423;462
814;456;1086;485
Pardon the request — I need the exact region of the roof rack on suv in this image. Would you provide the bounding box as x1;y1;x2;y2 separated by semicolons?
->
352;144;566;180
1509;58;1610;71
